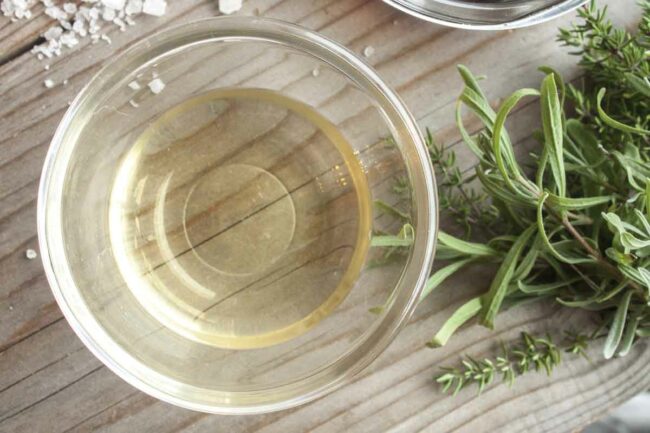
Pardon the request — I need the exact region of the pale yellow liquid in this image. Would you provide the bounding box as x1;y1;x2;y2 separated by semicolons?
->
109;88;372;349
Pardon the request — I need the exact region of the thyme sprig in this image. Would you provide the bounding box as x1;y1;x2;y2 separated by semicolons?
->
436;332;590;395
426;128;500;239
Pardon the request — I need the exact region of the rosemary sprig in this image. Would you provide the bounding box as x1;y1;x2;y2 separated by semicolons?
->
371;1;650;387
425;0;650;361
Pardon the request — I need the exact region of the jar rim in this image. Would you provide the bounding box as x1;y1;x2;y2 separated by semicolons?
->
383;0;588;30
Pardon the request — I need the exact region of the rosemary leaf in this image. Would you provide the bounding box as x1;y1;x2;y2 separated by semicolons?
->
480;225;536;328
603;289;633;359
540;73;566;198
428;297;483;348
596;88;650;135
420;258;475;302
437;232;499;257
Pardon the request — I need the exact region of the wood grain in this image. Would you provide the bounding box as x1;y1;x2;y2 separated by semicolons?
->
1;0;648;432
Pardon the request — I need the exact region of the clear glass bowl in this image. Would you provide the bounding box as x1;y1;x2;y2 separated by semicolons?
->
384;0;588;29
38;17;437;414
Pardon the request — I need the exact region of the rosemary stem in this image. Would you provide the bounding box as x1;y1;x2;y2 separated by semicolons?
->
559;215;647;300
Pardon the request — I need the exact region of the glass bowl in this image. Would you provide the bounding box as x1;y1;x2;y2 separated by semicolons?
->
383;0;588;29
38;17;437;414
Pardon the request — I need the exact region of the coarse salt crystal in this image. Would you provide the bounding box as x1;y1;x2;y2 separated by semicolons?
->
142;0;166;16
25;249;37;260
60;32;79;48
10;0;169;62
45;6;67;20
1;2;15;17
312;67;320;77
75;6;87;18
148;77;165;94
2;0;28;19
72;18;87;36
44;64;50;70
129;99;139;107
363;45;375;58
33;40;57;58
102;0;126;9
43;26;63;41
44;79;55;88
101;33;112;44
125;0;142;15
102;6;116;21
219;0;242;15
88;20;101;34
88;7;100;19
128;80;141;90
114;16;126;31
63;3;77;14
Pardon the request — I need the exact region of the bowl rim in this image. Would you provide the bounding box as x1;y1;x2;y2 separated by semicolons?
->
383;0;588;30
37;16;438;414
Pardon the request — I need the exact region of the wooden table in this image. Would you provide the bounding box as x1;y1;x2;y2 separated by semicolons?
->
1;1;648;432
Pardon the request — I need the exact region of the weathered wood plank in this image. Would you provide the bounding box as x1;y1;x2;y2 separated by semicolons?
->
0;0;647;432
0;2;49;65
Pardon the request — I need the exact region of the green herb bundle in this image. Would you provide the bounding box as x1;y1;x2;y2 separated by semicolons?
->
373;0;650;391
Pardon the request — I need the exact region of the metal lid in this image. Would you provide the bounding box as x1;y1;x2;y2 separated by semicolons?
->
383;0;588;30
